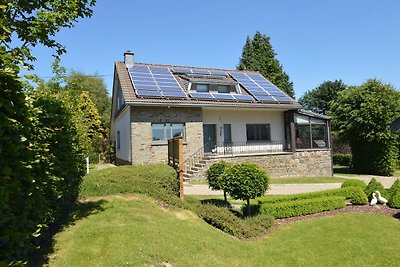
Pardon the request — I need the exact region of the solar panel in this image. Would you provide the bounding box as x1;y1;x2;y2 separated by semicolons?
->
163;91;187;98
274;96;294;103
211;93;235;100
128;65;187;99
171;68;192;74
232;95;254;101
192;69;211;75
229;72;294;104
209;70;228;76
253;95;276;102
136;90;163;97
189;92;214;99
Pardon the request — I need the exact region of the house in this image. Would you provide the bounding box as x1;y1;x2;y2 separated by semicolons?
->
110;51;333;178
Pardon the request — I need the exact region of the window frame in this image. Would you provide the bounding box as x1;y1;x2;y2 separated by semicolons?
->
246;124;271;142
151;123;186;144
294;115;329;150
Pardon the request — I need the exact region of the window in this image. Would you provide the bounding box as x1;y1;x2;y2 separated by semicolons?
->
246;124;270;141
152;123;185;142
294;114;328;149
217;85;230;93
117;131;120;150
196;84;209;92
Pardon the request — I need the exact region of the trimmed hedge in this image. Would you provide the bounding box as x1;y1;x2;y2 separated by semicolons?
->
341;179;366;189
193;204;274;238
388;179;400;208
259;196;346;219
258;187;368;205
364;178;388;201
333;153;352;166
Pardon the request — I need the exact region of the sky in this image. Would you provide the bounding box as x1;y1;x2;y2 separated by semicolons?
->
26;0;400;99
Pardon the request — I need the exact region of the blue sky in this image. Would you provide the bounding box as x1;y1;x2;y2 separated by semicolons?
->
27;0;400;98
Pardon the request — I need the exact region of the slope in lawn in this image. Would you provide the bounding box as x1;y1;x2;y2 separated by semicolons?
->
49;195;400;267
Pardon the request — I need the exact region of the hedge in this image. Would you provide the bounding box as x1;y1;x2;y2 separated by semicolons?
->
333;153;352;166
259;196;346;219
341;179;366;189
193;203;274;238
258;187;368;205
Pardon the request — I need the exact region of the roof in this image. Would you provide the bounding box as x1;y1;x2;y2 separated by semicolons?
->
390;117;400;133
114;61;301;110
297;109;331;120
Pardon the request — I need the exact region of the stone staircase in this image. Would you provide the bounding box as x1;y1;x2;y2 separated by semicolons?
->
183;156;214;182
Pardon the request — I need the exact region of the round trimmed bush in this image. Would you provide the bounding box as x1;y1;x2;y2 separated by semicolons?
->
222;162;269;215
341;179;366;189
206;161;231;202
206;161;230;191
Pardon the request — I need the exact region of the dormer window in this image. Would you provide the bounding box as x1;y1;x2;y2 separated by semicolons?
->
196;84;209;92
191;83;238;94
217;85;230;93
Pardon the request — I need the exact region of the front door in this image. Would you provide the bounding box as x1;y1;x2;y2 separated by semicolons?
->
203;124;216;153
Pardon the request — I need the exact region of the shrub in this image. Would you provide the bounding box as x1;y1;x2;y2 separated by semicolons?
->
222;162;269;216
192;203;274;238
258;187;368;205
333;153;352;166
388;179;400;198
259;196;346;219
364;178;388;201
341;179;366;189
388;179;400;208
388;191;400;209
206;161;230;202
80;164;179;199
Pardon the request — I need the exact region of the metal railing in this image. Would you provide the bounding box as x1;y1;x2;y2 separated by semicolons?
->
183;140;288;176
205;140;287;156
183;142;209;175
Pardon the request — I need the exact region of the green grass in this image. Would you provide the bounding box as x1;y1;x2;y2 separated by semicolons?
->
49;195;400;266
270;176;346;184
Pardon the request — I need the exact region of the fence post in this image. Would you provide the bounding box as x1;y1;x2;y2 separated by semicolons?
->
178;138;184;199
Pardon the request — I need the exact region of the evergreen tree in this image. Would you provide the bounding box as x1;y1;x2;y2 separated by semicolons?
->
237;32;295;98
299;80;347;115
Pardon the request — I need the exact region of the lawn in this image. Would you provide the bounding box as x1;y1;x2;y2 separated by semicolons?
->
48;195;400;266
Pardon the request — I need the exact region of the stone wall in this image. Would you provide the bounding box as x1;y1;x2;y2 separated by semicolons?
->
130;106;203;164
208;150;333;178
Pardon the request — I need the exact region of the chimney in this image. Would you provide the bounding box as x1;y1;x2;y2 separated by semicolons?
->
124;51;134;68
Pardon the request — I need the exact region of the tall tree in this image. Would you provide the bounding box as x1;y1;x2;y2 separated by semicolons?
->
237;31;295;98
299;80;347;115
0;1;95;264
66;71;111;127
330;79;400;176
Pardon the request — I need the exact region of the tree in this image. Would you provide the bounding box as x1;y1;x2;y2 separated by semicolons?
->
66;71;111;126
0;1;95;264
206;161;231;203
299;80;347;115
237;31;295;98
222;163;269;216
330;79;400;175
